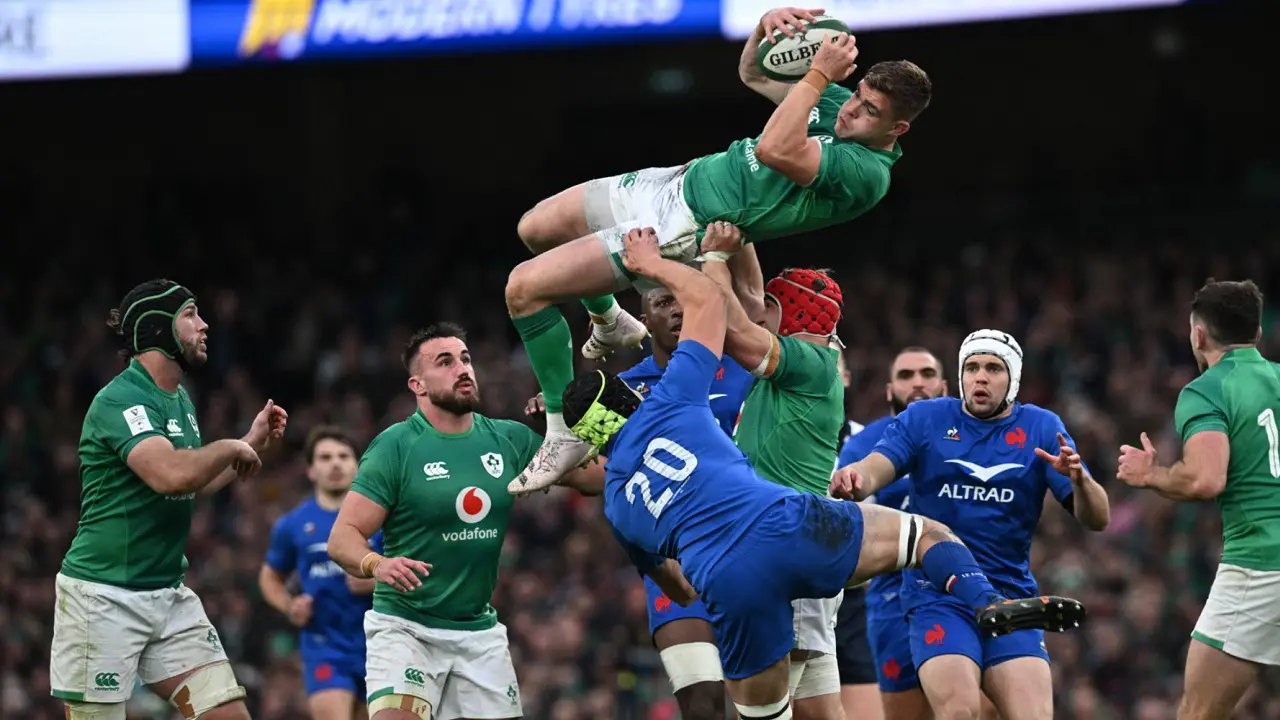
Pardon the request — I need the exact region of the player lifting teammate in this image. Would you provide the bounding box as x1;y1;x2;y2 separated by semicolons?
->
261;426;379;720
522;286;754;719
506;4;932;491
1118;279;1280;720
327;324;603;720
618;288;753;718
832;330;1111;720
52;280;288;720
565;228;1086;720
698;223;849;719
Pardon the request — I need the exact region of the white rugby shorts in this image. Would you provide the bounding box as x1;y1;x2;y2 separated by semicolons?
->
364;610;523;720
50;573;231;703
583;165;701;291
1192;563;1280;666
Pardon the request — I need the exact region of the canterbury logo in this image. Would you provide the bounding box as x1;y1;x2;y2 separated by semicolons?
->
945;459;1024;483
404;668;425;684
94;672;120;688
422;462;449;478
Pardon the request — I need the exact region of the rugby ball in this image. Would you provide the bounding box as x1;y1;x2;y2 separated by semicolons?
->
755;15;851;83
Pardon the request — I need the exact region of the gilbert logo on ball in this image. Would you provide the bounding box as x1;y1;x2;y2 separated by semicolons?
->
455;486;492;524
755;15;851;83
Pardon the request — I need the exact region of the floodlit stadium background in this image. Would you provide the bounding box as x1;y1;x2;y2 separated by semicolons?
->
1;1;1278;718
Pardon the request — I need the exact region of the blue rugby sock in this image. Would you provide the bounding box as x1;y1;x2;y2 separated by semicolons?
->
920;541;1004;610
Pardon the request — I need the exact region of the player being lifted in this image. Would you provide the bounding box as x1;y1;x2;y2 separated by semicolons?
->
832;330;1111;720
697;223;849;719
507;5;932;491
837;347;948;720
564;228;1085;720
327;324;603;720
261;426;380;720
1118;279;1280;720
51;279;288;720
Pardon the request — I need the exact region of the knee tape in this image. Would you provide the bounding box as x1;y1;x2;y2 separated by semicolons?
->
734;695;793;720
168;662;246;719
792;653;840;700
899;513;924;570
64;701;126;720
659;641;724;692
368;693;432;719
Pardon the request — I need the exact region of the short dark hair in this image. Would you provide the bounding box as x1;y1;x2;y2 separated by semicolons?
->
304;425;358;464
863;60;932;122
563;370;642;430
105;278;184;358
402;322;468;373
1191;278;1263;346
892;346;942;373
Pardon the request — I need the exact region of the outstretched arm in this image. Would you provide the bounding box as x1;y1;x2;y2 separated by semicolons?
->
756;33;859;186
1119;430;1228;502
621;228;726;358
727;244;766;324
831;451;899;500
739;8;811;104
699;222;778;375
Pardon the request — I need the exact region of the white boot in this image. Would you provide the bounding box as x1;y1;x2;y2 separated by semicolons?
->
581;305;648;360
508;412;594;495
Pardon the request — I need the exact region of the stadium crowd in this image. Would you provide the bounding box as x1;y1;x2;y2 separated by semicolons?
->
2;161;1279;719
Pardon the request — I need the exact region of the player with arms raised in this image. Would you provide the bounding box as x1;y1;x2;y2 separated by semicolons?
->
51;279;288;720
562;228;1086;720
1118;279;1280;720
697;223;850;719
260;426;379;720
523;285;754;719
832;330;1110;720
506;4;932;491
327;324;602;720
619;286;754;719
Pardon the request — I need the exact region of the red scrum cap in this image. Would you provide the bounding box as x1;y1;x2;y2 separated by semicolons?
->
765;268;843;339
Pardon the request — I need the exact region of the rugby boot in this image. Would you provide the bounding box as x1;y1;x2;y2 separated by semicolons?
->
508;412;596;496
975;596;1087;638
582;308;648;360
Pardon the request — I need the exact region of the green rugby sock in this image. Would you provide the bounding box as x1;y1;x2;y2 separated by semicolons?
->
580;295;618;318
512;306;575;415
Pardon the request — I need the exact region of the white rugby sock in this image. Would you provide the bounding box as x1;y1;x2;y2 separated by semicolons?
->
590;302;623;325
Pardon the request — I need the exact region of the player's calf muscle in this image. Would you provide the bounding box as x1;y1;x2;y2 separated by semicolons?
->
675;682;727;720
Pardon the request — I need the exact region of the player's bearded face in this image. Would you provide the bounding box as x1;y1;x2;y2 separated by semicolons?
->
410;338;481;414
888;353;946;414
174;307;209;368
309;439;357;492
962;355;1009;418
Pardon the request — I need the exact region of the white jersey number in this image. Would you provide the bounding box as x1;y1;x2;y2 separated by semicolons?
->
625;438;698;520
1257;408;1280;478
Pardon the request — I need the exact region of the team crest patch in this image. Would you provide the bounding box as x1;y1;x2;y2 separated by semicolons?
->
481;452;504;478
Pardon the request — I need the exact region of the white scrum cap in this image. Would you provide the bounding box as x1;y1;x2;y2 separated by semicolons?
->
958;329;1024;407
